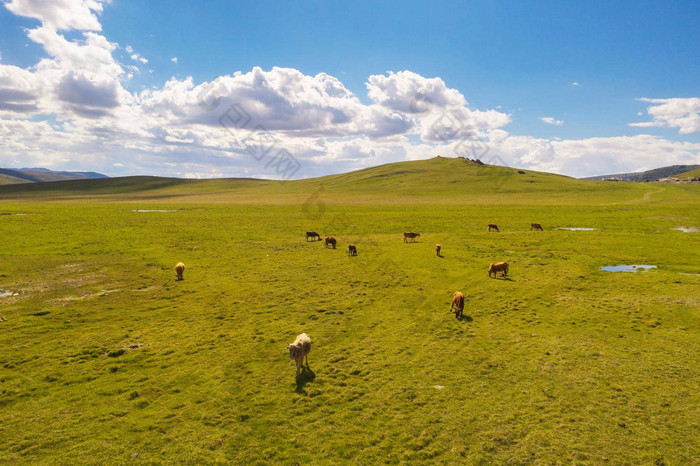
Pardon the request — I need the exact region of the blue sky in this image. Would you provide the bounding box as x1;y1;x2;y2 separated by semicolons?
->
0;0;699;178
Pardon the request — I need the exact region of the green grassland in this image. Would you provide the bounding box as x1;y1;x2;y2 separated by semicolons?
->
1;157;698;464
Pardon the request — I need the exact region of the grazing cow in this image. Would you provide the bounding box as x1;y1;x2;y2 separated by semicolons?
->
451;291;465;318
287;333;311;376
325;236;337;249
488;262;509;278
488;224;500;232
175;262;185;281
435;244;441;256
530;223;544;231
403;232;420;243
306;231;321;242
348;245;357;256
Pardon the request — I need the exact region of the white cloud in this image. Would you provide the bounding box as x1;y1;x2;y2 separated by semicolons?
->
0;1;698;180
129;53;148;64
572;82;580;86
488;132;700;177
4;0;109;31
366;70;510;141
631;97;700;134
540;117;564;126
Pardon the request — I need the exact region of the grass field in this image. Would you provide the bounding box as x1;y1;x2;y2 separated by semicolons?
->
1;157;698;464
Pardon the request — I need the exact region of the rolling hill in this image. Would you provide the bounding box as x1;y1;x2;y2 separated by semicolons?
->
0;167;107;184
0;156;626;202
582;164;700;182
676;166;700;179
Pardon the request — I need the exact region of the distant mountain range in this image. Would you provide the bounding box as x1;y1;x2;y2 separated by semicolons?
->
582;165;700;182
0;167;108;184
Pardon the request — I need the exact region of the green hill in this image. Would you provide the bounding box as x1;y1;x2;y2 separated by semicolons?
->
583;164;700;181
676;167;700;179
0;156;667;205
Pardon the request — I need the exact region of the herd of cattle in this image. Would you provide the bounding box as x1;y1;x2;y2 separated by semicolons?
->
176;223;544;377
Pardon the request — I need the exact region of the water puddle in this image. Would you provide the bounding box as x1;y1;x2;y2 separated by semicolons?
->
671;227;699;233
131;210;178;213
0;290;18;298
559;227;596;231
601;265;657;273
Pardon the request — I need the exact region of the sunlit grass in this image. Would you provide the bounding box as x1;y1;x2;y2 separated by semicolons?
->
1;158;698;463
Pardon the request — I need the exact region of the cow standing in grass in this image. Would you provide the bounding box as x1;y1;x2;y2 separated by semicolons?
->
488;224;500;232
306;231;321;241
488;262;509;278
435;244;441;256
403;232;420;243
325;237;337;249
451;291;465;318
287;333;311;376
348;245;357;256
530;223;544;231
175;262;185;280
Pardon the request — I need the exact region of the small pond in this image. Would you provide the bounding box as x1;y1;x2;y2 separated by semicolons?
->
558;227;596;231
601;265;657;273
131;210;178;213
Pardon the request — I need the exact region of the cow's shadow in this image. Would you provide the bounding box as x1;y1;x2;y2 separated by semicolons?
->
295;366;315;393
456;314;473;322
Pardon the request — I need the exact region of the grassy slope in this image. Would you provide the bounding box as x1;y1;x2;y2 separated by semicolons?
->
0;157;698;464
677;167;700;179
0;173;31;185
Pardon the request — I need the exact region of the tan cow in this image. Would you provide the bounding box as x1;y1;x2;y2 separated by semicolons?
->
403;232;420;242
451;291;465;318
488;262;509;278
435;244;441;256
175;262;185;280
287;333;311;376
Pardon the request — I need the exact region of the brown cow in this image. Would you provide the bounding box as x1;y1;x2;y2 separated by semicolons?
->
530;223;544;231
488;224;500;232
287;333;311;376
488;262;509;278
435;244;441;256
175;262;185;280
348;245;357;256
451;291;465;318
325;236;337;249
403;232;420;243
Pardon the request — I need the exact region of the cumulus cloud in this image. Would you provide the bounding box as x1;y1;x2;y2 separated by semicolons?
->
487;133;700;177
4;0;109;31
631;97;700;134
136;67;418;139
572;82;580;86
366;70;510;141
540;117;564;126
0;1;698;180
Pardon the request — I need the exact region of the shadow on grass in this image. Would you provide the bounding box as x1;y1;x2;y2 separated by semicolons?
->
490;276;515;282
457;314;473;322
295;366;316;394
